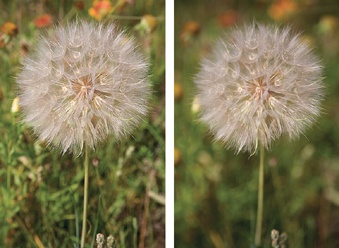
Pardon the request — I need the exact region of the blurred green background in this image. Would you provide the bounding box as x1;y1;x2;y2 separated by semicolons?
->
175;0;339;247
0;0;165;247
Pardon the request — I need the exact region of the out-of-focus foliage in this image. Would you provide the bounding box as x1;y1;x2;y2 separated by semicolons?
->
175;0;339;247
0;0;165;247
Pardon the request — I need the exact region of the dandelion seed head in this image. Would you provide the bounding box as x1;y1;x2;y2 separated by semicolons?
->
17;20;150;155
195;23;324;153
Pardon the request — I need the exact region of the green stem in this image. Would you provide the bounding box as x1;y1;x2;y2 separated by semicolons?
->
255;144;265;247
7;167;10;189
81;146;89;248
7;114;17;188
107;15;165;21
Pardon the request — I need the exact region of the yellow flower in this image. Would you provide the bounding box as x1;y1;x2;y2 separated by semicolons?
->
11;97;20;113
174;147;182;166
1;22;18;37
174;82;183;102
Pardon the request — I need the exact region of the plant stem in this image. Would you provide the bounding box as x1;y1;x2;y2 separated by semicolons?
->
255;144;265;247
7;166;10;189
81;146;89;248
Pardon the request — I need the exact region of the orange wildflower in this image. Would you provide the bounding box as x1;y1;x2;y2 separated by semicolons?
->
34;14;53;28
1;22;18;36
180;21;200;46
268;0;297;21
218;10;238;27
88;0;114;21
0;22;18;48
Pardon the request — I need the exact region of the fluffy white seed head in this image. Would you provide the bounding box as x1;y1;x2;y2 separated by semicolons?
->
195;23;324;154
17;20;151;155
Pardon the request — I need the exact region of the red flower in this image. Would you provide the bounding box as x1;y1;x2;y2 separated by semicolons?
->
34;14;53;28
